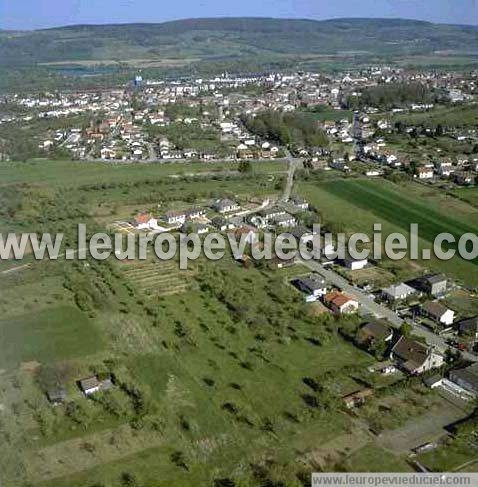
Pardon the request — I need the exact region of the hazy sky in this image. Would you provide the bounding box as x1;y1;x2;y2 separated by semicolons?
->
1;0;477;30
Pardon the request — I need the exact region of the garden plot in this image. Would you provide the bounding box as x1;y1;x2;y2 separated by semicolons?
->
121;259;193;296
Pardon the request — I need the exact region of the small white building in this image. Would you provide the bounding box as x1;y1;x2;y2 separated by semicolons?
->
344;256;368;270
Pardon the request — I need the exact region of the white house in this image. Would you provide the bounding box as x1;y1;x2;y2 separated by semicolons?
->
79;376;100;396
273;213;296;228
344;256;368;270
417;167;434;179
213;198;240;214
421;301;455;326
133;213;159;230
436;161;454;177
293;275;327;301
163;211;187;225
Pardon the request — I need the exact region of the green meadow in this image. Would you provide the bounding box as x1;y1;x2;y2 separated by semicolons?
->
298;177;478;286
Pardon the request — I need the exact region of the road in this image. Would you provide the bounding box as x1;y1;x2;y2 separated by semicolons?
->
281;152;302;202
1;263;31;275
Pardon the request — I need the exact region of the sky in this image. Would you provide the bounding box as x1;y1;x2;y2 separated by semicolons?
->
1;0;477;30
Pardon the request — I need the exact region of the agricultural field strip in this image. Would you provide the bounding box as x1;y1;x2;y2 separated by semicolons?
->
320;179;477;245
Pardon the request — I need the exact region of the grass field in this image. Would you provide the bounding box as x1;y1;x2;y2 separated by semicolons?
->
340;445;412;472
0;306;104;370
298;177;478;286
0;254;385;486
0;159;287;187
390;103;478;128
452;187;478;207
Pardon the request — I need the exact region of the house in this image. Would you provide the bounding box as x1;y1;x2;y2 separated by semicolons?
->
454;171;475;186
163;210;187;225
359;321;394;345
237;143;257;159
449;363;478;396
292;275;327;301
343;255;368;271
79;376;113;396
163;207;206;225
248;215;267;229
79;376;101;395
186;207;206;220
342;388;373;408
260;207;286;223
211;216;235;232
291;226;316;246
413;274;447;297
133;213;159;230
100;147;117;160
324;291;359;314
181;222;209;235
212;198;240;214
46;388;67;405
457;317;478;339
381;283;416;302
436;161;454;177
417;166;434;179
390;336;444;375
421;301;454;326
290;196;309;211
422;374;444;389
273;213;296;228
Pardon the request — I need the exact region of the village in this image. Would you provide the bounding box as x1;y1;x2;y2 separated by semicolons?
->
3;64;478;481
1;67;478;189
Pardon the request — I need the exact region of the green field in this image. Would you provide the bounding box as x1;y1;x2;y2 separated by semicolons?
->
298;177;478;286
0;306;104;369
0;252;387;486
390;103;478;128
452;186;478;207
0;159;287;187
300;107;354;122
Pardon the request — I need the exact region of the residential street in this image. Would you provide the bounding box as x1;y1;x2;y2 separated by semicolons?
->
299;258;404;325
300;258;478;362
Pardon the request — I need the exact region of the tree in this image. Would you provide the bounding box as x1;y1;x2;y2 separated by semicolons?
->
120;472;139;487
238;161;252;173
400;322;412;338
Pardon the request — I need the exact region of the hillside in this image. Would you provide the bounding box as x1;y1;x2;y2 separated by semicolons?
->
1;17;478;67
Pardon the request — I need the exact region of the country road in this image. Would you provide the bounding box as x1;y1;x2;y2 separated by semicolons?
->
281;152;302;202
1;263;31;275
